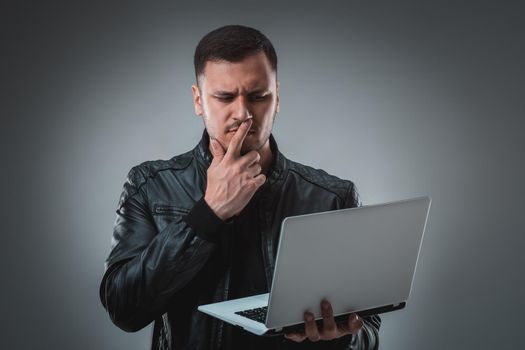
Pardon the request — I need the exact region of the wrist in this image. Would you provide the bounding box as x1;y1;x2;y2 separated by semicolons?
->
204;195;229;221
182;196;229;243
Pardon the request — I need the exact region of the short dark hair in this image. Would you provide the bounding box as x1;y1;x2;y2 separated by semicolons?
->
194;25;278;84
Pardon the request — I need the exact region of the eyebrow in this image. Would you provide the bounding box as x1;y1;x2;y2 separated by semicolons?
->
212;88;270;96
213;90;235;96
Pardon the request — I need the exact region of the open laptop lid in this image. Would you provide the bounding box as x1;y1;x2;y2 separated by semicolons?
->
265;196;431;330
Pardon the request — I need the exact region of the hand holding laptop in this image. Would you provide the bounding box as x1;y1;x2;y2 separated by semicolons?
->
284;299;363;342
198;196;431;338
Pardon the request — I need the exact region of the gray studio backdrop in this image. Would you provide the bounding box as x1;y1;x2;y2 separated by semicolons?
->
3;1;524;349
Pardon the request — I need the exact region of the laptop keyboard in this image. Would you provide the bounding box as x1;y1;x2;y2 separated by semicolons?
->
235;306;267;323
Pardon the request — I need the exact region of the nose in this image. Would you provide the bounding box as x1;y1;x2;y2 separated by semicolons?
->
233;95;253;122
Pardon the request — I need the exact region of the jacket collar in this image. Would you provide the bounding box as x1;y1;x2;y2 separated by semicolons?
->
195;128;286;185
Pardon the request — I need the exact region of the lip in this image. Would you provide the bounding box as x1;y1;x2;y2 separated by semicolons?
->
228;129;256;133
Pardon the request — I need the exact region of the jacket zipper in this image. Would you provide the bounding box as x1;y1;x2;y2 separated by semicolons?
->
154;206;189;215
257;198;272;291
215;225;233;349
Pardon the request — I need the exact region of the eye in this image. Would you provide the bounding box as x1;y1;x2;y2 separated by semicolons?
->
250;94;268;102
216;96;233;102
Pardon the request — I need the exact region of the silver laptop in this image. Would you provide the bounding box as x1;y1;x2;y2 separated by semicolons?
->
198;196;431;336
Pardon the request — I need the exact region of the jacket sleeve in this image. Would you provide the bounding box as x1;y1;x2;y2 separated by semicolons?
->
344;181;381;350
99;166;224;332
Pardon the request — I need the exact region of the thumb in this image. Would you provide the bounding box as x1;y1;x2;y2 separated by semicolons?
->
210;138;225;159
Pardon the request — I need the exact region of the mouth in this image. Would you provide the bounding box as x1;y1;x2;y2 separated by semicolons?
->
228;129;256;134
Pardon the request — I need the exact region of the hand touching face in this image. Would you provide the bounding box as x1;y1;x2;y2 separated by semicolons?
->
191;51;280;156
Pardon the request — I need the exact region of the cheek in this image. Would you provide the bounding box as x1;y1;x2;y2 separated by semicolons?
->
204;99;228;119
262;100;278;118
203;109;229;130
254;102;274;119
261;108;277;127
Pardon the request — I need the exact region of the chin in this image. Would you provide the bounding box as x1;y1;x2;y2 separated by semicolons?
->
240;140;262;155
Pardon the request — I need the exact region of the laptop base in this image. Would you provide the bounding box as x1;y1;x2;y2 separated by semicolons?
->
261;301;406;337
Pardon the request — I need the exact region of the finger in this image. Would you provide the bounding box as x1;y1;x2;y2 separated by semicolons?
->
226;119;252;158
245;162;262;177
239;150;261;168
209;138;226;161
321;300;337;337
252;174;266;189
284;332;306;342
304;312;321;342
347;313;363;334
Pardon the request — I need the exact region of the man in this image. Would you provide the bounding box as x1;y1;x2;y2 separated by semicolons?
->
99;25;381;349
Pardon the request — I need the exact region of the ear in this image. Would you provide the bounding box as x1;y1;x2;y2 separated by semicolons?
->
276;81;280;114
191;84;204;116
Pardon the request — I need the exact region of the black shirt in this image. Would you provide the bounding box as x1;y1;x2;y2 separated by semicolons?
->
222;196;283;349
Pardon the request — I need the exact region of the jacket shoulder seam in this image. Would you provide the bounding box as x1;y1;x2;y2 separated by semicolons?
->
118;152;194;210
286;164;351;203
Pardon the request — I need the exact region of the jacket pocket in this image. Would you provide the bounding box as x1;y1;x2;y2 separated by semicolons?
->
152;204;191;232
153;204;191;216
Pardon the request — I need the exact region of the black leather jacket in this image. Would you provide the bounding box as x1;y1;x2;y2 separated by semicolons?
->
99;130;381;349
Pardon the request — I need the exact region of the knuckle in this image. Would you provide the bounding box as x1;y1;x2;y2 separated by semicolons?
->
309;334;321;342
325;332;337;340
325;324;336;332
349;321;362;334
233;164;242;174
286;333;302;342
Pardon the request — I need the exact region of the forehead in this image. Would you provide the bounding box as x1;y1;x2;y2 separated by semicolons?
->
200;51;276;91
